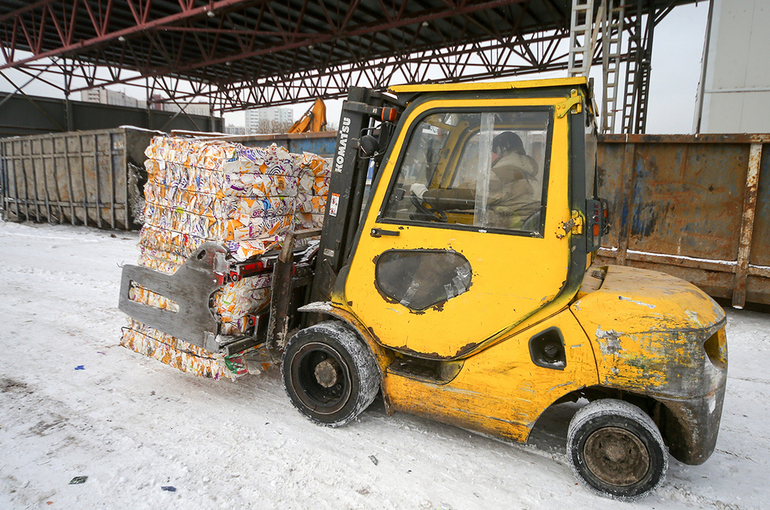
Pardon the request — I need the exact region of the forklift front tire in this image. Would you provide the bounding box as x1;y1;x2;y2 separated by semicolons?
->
282;321;380;427
567;399;668;501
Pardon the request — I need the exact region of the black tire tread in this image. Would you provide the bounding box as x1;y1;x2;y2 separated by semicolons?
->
566;398;668;501
281;321;380;427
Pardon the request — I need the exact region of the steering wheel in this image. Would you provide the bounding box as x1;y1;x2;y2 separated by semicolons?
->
410;192;448;223
520;207;542;231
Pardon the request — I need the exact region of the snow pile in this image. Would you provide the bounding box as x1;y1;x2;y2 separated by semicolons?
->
120;136;330;380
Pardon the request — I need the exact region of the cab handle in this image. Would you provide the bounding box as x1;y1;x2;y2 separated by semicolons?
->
370;228;400;238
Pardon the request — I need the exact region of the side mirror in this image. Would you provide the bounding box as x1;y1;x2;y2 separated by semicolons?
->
359;134;378;158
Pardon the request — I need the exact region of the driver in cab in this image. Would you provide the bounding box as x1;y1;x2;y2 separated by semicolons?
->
410;131;540;229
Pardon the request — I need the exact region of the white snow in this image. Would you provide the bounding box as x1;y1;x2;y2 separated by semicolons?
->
1;219;768;509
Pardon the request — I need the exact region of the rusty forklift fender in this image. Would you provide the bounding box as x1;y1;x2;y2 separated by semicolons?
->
571;265;728;465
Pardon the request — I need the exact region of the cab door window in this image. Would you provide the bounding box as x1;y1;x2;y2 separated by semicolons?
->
381;110;551;233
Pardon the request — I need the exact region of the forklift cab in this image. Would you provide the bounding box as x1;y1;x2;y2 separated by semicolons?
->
342;80;598;359
384;109;551;230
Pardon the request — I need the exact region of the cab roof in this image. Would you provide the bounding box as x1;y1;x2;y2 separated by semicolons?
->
388;76;588;94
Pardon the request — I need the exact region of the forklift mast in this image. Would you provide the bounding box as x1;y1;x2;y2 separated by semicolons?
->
310;87;401;304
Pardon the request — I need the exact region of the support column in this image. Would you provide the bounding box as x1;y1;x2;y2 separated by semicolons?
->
64;58;73;131
732;142;763;308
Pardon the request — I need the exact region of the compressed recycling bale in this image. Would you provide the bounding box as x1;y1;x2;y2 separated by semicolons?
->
121;319;251;380
296;212;326;230
294;153;331;230
120;137;332;380
296;194;328;214
139;140;304;262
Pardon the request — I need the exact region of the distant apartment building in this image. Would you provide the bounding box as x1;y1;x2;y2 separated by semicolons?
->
80;88;144;108
245;106;294;133
172;102;210;116
150;94;211;116
225;124;247;135
80;88;212;118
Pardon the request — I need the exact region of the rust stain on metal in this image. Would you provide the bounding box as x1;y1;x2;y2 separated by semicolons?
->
453;341;480;358
394;344;446;360
599;133;770;144
597;135;769;306
560;217;575;234
374;279;399;304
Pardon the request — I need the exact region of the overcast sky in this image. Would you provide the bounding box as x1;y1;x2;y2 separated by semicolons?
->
1;3;710;135
645;2;709;133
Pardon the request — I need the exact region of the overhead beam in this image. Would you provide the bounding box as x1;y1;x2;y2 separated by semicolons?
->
57;0;534;91
0;0;698;115
0;0;248;70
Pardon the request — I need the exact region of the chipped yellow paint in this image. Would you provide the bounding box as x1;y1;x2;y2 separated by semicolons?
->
382;309;599;442
570;265;727;399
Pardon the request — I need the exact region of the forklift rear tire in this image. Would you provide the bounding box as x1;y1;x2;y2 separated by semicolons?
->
567;399;668;501
282;321;380;427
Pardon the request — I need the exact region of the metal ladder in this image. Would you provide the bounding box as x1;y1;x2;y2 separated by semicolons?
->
620;0;654;134
568;0;596;77
600;0;626;133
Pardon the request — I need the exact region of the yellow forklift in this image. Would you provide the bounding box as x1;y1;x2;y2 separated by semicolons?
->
120;77;727;500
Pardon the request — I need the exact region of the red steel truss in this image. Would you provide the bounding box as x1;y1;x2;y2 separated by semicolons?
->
0;1;695;113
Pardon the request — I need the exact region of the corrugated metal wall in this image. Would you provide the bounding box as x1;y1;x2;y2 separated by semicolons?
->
0;93;223;138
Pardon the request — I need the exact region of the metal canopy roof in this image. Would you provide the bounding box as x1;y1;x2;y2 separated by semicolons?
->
0;1;696;113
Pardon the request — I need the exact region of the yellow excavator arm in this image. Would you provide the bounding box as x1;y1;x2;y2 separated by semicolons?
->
287;98;327;133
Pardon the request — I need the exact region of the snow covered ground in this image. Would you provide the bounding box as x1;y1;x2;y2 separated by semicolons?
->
0;219;768;510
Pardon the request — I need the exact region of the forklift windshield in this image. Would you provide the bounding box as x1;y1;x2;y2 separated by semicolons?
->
381;109;552;233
